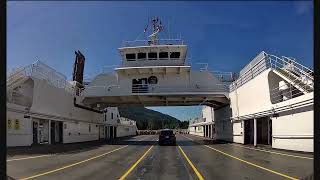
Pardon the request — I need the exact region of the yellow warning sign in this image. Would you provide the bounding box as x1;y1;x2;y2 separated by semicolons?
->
8;119;12;129
14;119;20;130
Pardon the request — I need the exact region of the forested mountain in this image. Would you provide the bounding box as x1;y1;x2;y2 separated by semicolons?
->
118;107;189;130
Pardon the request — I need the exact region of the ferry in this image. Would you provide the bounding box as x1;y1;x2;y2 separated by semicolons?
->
80;17;314;152
6;17;313;153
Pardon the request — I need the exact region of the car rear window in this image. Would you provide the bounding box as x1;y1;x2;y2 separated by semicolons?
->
160;130;173;136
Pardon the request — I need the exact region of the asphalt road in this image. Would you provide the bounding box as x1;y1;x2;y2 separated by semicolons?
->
7;134;313;180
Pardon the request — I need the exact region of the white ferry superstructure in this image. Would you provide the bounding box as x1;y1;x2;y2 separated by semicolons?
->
6;17;314;153
80;17;232;109
6;55;137;147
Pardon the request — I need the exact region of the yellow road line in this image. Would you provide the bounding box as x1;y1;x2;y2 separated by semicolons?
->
7;155;53;162
182;135;299;180
118;145;154;180
178;146;204;180
20;145;129;180
204;145;299;180
9;135;149;163
186;134;312;160
229;144;313;160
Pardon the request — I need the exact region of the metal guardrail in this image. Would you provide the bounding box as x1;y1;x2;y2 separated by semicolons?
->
82;83;229;96
211;71;236;83
187;62;235;83
7;60;77;95
230;52;314;93
282;56;314;79
270;83;305;104
131;84;229;94
122;39;184;47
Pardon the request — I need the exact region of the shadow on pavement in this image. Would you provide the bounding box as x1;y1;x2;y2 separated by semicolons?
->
7;140;110;157
106;140;156;146
177;139;230;146
7;136;141;157
7;135;229;157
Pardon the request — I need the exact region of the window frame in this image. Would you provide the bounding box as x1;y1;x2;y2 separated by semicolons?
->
126;53;136;61
137;52;147;60
159;52;169;60
148;52;158;60
170;52;181;60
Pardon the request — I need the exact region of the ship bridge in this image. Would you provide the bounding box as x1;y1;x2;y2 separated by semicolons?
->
79;66;233;108
79;39;234;108
78;17;234;109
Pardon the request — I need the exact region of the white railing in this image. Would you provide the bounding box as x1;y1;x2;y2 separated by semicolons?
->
239;52;266;76
7;64;33;86
30;62;67;88
282;56;313;79
188;62;236;83
81;83;229;96
97;58;234;84
131;84;229;94
192;63;208;71
211;71;236;83
122;39;184;47
230;52;314;92
7;60;77;95
189;117;205;125
270;82;306;104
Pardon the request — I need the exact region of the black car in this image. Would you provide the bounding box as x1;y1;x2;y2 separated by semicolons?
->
159;129;176;146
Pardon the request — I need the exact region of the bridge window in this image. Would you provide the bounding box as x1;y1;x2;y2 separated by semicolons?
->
170;52;180;59
138;53;147;60
148;52;157;60
126;53;136;61
159;52;168;59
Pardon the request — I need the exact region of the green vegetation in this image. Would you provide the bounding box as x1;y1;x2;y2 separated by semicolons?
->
118;107;189;130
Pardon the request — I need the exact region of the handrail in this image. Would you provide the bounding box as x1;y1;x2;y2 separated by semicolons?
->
82;83;229;96
230;52;314;92
269;76;313;103
281;56;313;80
7;60;77;96
122;38;184;47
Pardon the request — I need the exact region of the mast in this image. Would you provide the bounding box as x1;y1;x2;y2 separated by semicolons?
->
145;16;163;45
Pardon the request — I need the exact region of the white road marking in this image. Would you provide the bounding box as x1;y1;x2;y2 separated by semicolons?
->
7;155;53;162
7;135;150;162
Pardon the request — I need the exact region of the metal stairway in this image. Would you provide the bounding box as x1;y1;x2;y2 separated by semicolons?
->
7;66;32;91
230;52;313;103
268;55;314;94
274;69;313;93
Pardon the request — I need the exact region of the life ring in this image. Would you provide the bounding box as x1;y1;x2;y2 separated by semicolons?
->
148;76;158;84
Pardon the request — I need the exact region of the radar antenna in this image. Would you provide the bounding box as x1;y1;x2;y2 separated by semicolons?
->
144;16;163;45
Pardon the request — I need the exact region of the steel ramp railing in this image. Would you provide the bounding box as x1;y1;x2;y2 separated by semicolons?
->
7;60;77;95
267;54;313;93
230;52;314;94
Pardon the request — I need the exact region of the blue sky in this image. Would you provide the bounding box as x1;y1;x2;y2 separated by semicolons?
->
7;1;313;121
